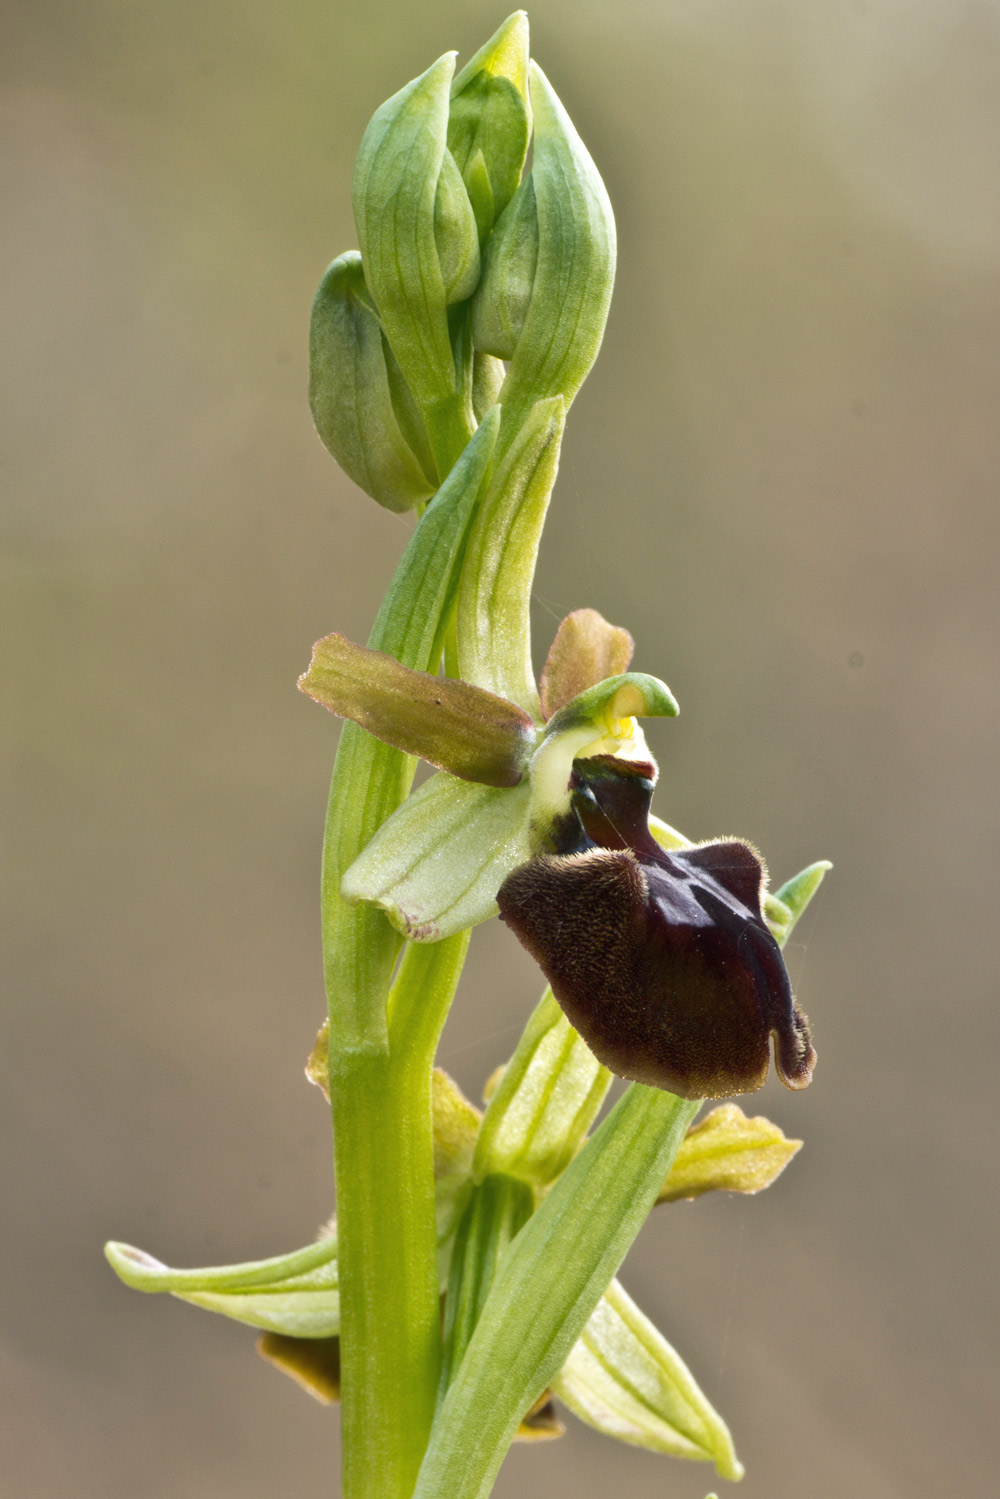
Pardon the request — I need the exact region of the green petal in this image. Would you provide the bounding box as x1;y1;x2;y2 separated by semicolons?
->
473;989;610;1186
298;633;534;786
552;1278;743;1480
656;1103;802;1204
341;772;533;940
544;671;679;736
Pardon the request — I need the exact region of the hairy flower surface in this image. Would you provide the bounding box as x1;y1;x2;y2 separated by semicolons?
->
498;755;816;1099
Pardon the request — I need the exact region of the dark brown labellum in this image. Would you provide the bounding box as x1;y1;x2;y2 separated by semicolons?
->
497;757;816;1099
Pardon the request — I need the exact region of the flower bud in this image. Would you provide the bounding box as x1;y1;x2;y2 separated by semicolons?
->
309;252;436;511
352;52;479;463
472;63;616;428
448;11;532;240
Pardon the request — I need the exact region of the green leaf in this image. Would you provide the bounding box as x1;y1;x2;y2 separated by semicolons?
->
298;633;535;786
412;1085;700;1499
308;252;436;510
105;1237;340;1339
552;1278;743;1479
539;608;635;721
341;772;533;941
473;989;610;1185
456;395;566;715
657;1103;802;1204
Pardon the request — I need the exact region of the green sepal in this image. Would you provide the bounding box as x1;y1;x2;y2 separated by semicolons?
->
470;176;538;358
413;1085;700;1499
473;989;610;1185
656;1103;802;1203
435;147;482;304
448;11;531;238
491;63;616;433
309;252;436;511
298;633;535;787
769;860;833;948
341;773;533;941
105;1236;340;1339
551;1278;744;1479
456;395;566;714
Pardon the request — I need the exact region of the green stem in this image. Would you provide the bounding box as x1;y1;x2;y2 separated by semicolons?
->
321;417;497;1498
331;935;469;1499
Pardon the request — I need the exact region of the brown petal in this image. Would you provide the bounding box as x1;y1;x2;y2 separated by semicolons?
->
539;608;634;720
298;633;535;786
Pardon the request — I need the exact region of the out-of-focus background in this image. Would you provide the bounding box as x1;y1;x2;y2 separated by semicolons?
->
4;1;999;1494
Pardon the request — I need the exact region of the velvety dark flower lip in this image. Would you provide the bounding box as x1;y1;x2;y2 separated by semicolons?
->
497;756;816;1100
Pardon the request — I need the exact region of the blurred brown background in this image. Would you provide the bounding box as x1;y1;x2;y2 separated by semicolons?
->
3;1;999;1495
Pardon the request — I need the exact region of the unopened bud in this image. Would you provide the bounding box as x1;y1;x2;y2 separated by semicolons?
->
309;252;436;512
474;63;616;431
